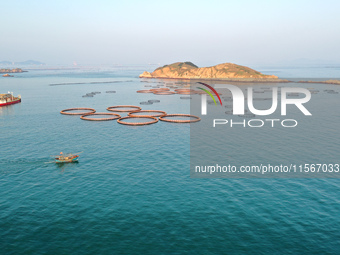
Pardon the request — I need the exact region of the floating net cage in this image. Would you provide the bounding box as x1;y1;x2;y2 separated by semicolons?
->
128;110;167;118
107;105;141;112
60;108;96;115
180;97;192;99
137;90;153;93
106;91;116;93
80;113;121;121
153;91;176;95
238;113;256;118
159;114;201;123
117;116;158;126
140;101;153;105
148;100;160;103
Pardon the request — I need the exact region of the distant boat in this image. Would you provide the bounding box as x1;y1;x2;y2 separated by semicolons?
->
2;74;14;77
54;152;80;163
0;92;21;107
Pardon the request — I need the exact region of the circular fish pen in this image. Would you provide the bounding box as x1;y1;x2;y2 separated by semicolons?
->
107;105;141;112
128;110;167;118
80;113;121;121
150;88;170;92
117;116;158;126
137;90;153;93
159;114;201;123
153;91;176;95
60;108;96;115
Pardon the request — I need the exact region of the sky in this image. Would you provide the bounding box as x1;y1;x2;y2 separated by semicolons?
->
1;0;340;67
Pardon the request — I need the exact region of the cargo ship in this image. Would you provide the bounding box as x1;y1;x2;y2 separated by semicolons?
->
0;92;21;107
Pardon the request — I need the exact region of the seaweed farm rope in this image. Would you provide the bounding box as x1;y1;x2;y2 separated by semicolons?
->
117;116;158;126
80;113;121;121
60;108;96;115
128;110;167;118
107;105;141;112
159;114;201;123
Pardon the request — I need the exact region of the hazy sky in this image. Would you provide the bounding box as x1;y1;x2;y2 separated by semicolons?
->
1;0;340;66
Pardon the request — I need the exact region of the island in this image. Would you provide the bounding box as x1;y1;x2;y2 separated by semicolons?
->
140;62;288;82
0;68;26;74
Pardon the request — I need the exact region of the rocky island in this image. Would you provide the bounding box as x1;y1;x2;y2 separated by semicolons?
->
140;62;287;82
0;68;26;74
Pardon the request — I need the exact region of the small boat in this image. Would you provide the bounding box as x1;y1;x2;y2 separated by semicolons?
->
54;152;80;163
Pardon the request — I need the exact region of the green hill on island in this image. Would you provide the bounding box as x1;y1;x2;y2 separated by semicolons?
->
140;62;280;81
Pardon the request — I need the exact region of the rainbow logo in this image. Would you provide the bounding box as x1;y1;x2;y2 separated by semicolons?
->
196;82;223;106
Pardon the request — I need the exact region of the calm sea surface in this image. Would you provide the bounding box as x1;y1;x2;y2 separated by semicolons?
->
0;66;340;254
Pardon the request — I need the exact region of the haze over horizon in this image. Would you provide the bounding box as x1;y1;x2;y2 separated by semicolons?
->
1;0;340;67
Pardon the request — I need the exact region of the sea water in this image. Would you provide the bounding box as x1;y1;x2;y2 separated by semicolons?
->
0;66;340;254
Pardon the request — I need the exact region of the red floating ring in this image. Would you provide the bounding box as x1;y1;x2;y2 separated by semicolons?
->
159;114;201;123
150;88;170;92
176;91;196;95
60;108;96;115
136;90;153;93
153;91;176;95
107;105;142;112
117;116;158;126
80;112;121;121
174;89;193;92
128;110;167;118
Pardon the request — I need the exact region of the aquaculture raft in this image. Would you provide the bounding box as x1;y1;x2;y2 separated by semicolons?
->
107;105;141;112
159;114;201;123
80;113;121;121
128;110;167;118
153;91;176;95
117;116;158;126
60;108;96;115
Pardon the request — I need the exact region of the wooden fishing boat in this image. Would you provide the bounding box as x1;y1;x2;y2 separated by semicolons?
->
54;152;80;163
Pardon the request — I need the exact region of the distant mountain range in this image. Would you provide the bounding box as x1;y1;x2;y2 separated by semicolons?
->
0;60;45;66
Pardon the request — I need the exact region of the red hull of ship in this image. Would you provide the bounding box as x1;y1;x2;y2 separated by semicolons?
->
0;98;21;107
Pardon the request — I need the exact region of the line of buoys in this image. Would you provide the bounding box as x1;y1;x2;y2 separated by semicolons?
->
159;114;201;123
107;105;141;112
60;108;96;115
128;110;167;118
80;113;121;121
117;116;158;126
